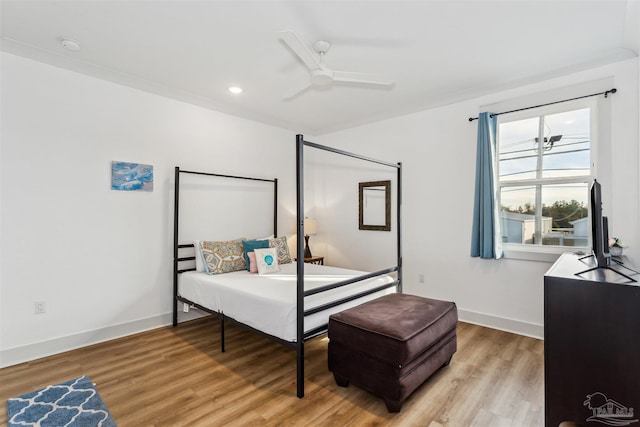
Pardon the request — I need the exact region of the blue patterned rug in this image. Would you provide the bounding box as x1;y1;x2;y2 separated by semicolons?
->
7;375;116;426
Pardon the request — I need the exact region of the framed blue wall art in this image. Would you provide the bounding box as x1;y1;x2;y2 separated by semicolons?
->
111;161;154;192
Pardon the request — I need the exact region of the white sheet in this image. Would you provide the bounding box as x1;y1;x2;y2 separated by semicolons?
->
178;262;396;342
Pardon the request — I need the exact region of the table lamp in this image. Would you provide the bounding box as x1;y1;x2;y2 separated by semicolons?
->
304;217;317;258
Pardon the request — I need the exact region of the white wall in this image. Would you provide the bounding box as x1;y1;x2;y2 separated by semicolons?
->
0;52;296;367
315;58;639;339
1;51;637;367
303;147;398;272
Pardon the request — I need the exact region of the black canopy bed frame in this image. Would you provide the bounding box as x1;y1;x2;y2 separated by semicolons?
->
173;134;402;398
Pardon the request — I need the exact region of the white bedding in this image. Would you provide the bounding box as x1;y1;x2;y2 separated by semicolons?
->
178;262;396;342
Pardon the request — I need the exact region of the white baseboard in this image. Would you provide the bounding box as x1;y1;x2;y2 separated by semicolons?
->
0;313;174;368
458;308;543;340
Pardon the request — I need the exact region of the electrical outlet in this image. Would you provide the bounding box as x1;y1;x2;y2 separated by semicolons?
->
418;274;425;283
35;301;46;314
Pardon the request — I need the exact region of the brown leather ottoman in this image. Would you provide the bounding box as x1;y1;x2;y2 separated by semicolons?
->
328;293;457;412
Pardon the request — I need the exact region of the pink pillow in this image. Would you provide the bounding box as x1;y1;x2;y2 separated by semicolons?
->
248;251;258;274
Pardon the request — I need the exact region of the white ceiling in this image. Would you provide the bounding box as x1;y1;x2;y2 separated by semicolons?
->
1;1;638;136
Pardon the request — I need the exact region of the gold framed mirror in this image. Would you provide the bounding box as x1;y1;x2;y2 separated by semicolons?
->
359;180;391;231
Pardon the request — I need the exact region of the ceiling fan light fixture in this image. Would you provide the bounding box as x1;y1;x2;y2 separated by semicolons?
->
278;30;394;99
310;68;333;86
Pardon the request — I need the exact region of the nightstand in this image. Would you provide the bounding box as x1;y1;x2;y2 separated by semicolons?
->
296;256;324;265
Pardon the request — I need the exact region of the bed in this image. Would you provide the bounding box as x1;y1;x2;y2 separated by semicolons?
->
179;263;396;342
173;134;402;398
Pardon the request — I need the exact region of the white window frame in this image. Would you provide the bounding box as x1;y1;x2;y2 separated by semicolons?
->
496;98;598;262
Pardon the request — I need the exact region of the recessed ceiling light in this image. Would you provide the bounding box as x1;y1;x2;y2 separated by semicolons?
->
60;38;81;52
228;86;243;95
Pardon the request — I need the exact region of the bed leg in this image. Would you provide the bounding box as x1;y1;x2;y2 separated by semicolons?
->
296;341;304;398
220;314;225;353
172;299;178;327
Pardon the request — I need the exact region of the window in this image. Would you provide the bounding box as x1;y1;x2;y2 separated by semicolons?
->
497;100;595;258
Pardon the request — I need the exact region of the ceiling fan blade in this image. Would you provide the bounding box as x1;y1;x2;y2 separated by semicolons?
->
279;30;320;70
333;71;394;86
283;83;313;101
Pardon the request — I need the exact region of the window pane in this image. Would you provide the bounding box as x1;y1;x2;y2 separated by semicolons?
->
540;183;589;247
541;108;590;178
500;186;537;244
500;183;588;246
498;117;539;181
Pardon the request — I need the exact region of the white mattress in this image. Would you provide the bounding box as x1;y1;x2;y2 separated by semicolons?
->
178;262;396;342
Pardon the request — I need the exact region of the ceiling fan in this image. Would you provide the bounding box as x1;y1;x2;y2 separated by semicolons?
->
278;30;394;99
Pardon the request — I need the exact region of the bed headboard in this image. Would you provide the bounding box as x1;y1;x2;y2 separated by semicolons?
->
172;167;278;324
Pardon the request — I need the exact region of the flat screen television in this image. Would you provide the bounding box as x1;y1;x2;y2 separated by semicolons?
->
577;179;637;282
590;179;610;268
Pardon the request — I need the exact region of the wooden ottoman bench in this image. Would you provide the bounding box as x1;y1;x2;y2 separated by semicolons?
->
328;293;457;412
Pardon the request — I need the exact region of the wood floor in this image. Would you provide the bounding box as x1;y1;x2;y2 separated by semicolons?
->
0;317;544;426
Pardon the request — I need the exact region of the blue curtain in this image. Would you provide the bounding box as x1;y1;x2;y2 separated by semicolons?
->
471;112;502;259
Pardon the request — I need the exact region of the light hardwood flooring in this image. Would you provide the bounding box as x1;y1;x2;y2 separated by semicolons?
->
0;317;544;426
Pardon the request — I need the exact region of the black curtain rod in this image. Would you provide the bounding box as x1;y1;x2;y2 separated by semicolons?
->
468;88;617;122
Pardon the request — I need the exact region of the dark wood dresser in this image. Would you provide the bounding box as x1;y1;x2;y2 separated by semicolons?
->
544;252;640;426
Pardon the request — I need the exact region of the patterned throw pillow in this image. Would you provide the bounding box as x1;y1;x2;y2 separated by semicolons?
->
201;238;247;274
254;247;280;275
269;236;292;264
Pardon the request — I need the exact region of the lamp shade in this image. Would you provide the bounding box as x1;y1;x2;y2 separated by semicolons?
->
304;217;317;235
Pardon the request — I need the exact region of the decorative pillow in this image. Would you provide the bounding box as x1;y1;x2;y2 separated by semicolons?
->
247;251;258;274
269;236;292;264
254;248;280;275
242;239;271;271
201;239;247;274
194;240;206;272
257;234;274;241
